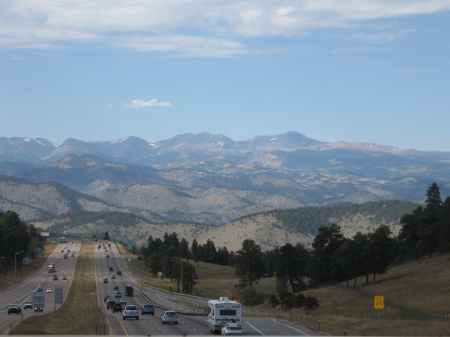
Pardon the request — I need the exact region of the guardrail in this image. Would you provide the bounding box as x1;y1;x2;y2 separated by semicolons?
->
139;287;207;316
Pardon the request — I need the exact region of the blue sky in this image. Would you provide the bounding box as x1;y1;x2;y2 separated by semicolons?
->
1;1;449;151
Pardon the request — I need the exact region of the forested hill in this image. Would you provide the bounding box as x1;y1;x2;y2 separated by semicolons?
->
34;200;419;251
268;201;419;236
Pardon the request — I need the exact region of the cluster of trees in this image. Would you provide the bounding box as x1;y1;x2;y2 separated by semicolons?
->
271;200;417;235
0;211;44;274
141;233;198;294
398;182;450;259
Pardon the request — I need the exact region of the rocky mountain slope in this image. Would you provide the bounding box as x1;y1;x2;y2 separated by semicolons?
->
1;131;449;226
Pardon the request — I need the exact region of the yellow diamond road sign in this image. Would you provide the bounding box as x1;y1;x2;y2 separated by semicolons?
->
231;294;239;301
140;283;145;289
374;295;384;309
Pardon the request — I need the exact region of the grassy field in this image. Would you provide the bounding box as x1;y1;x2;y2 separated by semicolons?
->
12;243;107;335
0;242;58;292
120;242;450;336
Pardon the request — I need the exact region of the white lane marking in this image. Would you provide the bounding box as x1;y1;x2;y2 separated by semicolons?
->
244;321;265;336
272;318;310;336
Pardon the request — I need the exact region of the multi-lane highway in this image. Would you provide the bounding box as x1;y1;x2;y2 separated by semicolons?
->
0;240;79;334
94;239;320;336
1;238;321;336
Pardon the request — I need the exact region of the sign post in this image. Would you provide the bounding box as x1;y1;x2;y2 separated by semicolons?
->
374;296;384;336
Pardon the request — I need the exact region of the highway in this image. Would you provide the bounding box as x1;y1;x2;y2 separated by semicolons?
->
0;240;79;334
94;239;321;336
1;238;321;336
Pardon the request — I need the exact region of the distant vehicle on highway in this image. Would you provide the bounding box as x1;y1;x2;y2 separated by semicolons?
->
23;301;33;309
113;302;123;312
109;267;113;271
123;305;139;320
117;270;122;275
104;295;112;302
161;310;178;324
120;298;126;306
7;304;21;314
141;304;154;316
103;276;108;283
111;274;116;279
46;288;52;293
125;285;133;296
36;287;43;292
115;291;122;298
106;255;110;258
106;299;115;309
62;275;68;280
53;274;58;280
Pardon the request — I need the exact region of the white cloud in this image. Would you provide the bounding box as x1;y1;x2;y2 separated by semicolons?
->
124;99;172;109
0;0;449;55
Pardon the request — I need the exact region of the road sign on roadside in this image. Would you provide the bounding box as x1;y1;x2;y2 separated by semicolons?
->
33;293;45;308
374;295;384;309
55;286;63;304
140;283;145;289
231;294;239;301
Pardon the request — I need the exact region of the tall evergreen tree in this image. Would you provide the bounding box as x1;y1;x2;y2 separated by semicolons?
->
398;206;422;260
367;225;397;282
234;239;266;288
417;183;442;257
310;224;346;285
276;243;310;292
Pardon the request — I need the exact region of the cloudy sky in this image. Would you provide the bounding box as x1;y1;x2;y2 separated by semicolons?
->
1;1;449;151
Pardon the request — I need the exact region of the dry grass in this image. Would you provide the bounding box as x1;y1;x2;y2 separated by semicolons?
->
12;243;107;335
0;242;58;292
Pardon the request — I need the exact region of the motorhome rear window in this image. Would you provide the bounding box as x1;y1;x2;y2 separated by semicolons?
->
220;309;236;315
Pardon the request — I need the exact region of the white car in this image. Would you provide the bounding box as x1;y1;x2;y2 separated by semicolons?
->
46;288;52;293
221;323;243;335
123;305;139;320
161;310;178;324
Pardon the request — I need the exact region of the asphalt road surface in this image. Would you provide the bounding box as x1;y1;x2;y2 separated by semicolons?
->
0;240;79;334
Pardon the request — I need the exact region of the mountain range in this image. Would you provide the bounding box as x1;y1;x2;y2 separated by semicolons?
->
0;131;449;228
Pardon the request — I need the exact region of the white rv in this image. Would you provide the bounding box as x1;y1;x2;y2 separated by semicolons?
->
207;297;242;333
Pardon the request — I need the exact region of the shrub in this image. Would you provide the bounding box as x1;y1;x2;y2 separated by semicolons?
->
304;295;319;310
239;287;264;306
268;294;280;308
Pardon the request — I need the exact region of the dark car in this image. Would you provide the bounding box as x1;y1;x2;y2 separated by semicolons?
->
106;255;110;258
113;302;123;313
8;304;21;314
106;299;115;309
53;274;58;280
117;270;122;275
141;303;154;316
114;285;119;291
36;287;43;292
109;267;113;272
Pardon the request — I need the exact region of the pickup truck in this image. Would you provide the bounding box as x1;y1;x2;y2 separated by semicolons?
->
8;304;21;314
123;305;139;320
